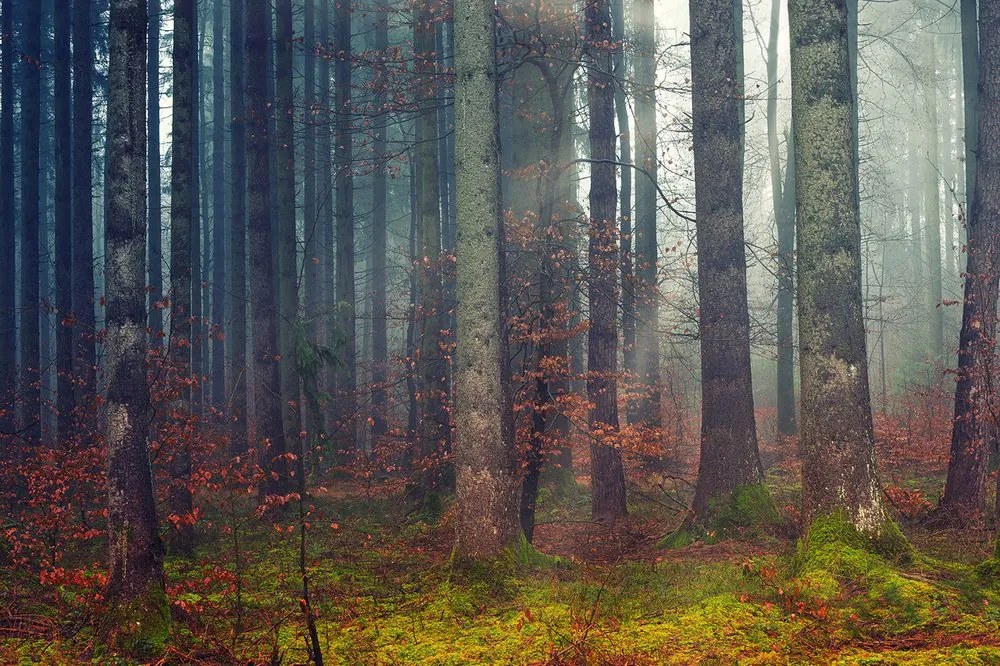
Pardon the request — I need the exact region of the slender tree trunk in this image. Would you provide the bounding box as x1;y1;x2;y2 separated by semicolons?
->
0;0;14;436
54;0;75;440
247;0;290;496
275;0;299;454
962;0;979;212
211;0;226;409
633;0;659;427
104;0;168;650
149;0;163;344
230;0;247;453
689;0;765;520
586;0;627;522
453;0;519;556
72;0;96;401
925;33;945;362
789;0;893;539
942;0;1000;524
20;0;42;443
767;0;797;437
319;0;335;446
371;0;389;448
169;0;196;556
334;0;356;457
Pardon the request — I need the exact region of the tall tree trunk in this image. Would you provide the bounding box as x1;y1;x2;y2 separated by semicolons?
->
453;0;519;556
169;0;196;556
334;0;356;458
319;0;335;446
190;9;204;412
924;33;945;363
149;0;163;345
633;0;659;427
689;0;765;521
414;0;448;490
371;0;389;449
20;0;41;443
586;0;627;522
275;0;299;454
211;0;226;409
104;0;168;651
766;0;796;437
230;0;247;453
942;0;1000;524
789;0;894;539
247;0;290;496
0;0;14;437
54;0;75;440
962;0;979;212
72;0;96;401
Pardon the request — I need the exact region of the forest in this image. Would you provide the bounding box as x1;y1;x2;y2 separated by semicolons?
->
2;0;1000;662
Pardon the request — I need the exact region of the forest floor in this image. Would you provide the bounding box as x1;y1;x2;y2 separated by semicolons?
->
3;471;1000;665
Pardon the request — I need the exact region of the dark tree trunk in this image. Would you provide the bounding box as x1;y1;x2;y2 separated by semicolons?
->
453;0;519;556
229;0;247;453
72;0;96;401
319;0;335;443
169;0;196;556
942;0;1000;524
104;0;168;650
148;0;163;345
0;0;14;436
689;0;765;520
274;0;299;454
585;0;627;522
633;0;659;427
334;0;356;457
20;0;42;443
247;0;290;496
54;0;74;440
211;0;226;409
789;0;893;538
371;0;389;448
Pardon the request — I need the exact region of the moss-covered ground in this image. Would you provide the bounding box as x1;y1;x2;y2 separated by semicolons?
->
2;480;1000;665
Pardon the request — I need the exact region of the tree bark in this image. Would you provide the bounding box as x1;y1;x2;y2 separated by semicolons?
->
0;0;14;437
453;0;519;556
586;0;627;522
229;0;247;453
371;0;389;448
149;0;163;345
104;0;168;650
942;0;1000;523
247;0;290;496
689;0;765;520
924;33;945;363
211;0;226;409
789;0;893;538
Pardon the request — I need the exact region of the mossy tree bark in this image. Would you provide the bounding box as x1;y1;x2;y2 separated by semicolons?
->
789;0;893;539
247;0;290;496
586;0;628;522
169;0;196;556
104;0;168;652
453;0;519;557
942;0;1000;524
689;0;766;521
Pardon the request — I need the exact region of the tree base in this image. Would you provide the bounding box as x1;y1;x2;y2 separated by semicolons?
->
659;484;783;549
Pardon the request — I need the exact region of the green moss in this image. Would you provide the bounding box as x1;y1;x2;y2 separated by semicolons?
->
102;583;170;660
711;484;782;532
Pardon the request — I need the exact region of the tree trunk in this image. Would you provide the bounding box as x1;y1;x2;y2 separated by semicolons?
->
689;0;765;520
229;0;247;453
169;0;196;556
54;0;74;440
633;0;659;427
104;0;168;651
962;0;979;212
274;0;299;457
247;0;290;496
924;33;945;363
453;0;519;556
334;0;356;460
941;0;1000;524
371;0;389;449
20;0;42;443
211;0;226;409
148;0;163;345
0;0;14;437
586;0;627;522
789;0;894;539
72;0;96;401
